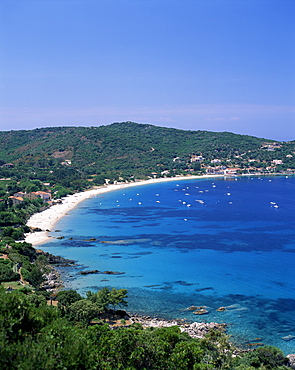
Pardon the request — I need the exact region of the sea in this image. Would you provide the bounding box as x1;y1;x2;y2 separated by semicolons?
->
40;175;295;354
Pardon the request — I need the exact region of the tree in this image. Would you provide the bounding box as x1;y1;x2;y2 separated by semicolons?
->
35;254;50;275
86;287;128;314
5;318;96;369
11;242;37;262
56;289;82;309
1;226;25;240
170;340;205;369
68;299;100;324
234;345;289;369
86;287;111;313
108;288;128;313
0;262;19;282
199;329;234;369
26;293;47;307
23;265;45;289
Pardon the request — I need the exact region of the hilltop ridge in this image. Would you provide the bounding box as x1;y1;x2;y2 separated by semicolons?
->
1;122;294;184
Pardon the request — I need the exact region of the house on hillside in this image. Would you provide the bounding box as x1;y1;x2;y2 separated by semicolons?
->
8;196;24;206
17;191;52;202
206;166;226;175
261;142;282;151
224;168;240;176
35;191;52;201
14;192;26;198
2;163;14;168
190;155;204;162
25;192;40;200
13;191;51;202
272;159;283;165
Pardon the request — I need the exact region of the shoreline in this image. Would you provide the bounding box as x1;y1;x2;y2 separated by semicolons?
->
25;174;226;246
25;172;291;246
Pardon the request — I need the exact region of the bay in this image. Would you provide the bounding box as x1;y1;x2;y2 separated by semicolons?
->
40;175;295;354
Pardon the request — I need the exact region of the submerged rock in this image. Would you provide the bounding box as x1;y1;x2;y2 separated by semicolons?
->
216;306;226;312
79;269;99;275
78;269;125;276
193;308;209;315
103;270;125;275
186;305;198;310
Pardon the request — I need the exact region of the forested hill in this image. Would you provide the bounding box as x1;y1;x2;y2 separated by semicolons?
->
0;122;294;184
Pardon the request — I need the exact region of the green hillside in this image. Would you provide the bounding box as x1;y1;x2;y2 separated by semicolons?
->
1;122;294;184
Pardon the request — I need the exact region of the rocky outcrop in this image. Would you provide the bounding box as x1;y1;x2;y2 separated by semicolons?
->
130;314;181;329
193;308;209;315
78;270;125;275
287;354;295;369
79;269;99;275
129;314;226;339
42;268;63;291
181;322;226;339
36;250;76;267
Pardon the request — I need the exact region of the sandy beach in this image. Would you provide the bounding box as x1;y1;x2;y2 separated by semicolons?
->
24;172;290;246
24;174;225;246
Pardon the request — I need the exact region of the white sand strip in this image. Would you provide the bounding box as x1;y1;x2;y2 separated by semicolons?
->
25;175;224;246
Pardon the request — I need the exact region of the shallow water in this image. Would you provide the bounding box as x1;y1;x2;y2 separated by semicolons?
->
41;176;295;354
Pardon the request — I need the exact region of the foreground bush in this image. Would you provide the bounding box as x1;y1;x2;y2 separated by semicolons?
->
0;287;290;369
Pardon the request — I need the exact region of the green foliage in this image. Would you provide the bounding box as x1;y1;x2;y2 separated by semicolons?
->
0;286;59;343
1;317;96;370
1;226;25;240
26;293;47;307
86;287;110;313
108;287;128;312
86;287;128;313
0;287;290;369
0;261;19;282
1;123;294;183
0;211;23;226
10;241;37;262
68;299;101;324
0;242;49;291
234;345;289;369
22;265;45;289
56;289;82;308
200;329;234;369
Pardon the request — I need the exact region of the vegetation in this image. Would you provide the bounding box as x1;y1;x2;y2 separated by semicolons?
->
0;240;48;289
0;122;294;186
0;286;291;369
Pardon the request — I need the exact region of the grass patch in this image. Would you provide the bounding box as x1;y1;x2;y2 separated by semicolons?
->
1;281;28;290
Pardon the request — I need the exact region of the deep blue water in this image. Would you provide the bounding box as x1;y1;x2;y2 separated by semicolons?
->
40;176;295;354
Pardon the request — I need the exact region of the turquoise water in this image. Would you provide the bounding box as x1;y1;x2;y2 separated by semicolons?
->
40;176;295;354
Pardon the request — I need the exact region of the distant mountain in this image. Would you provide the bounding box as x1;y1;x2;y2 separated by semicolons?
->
0;122;294;181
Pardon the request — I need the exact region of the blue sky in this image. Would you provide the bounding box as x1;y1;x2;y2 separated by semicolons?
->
0;0;294;141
